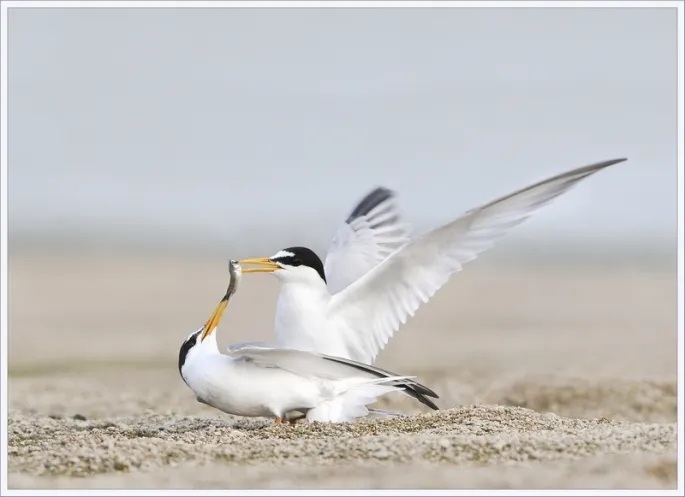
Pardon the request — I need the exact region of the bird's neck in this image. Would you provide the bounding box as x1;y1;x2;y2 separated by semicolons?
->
280;278;330;303
274;280;330;345
198;331;220;355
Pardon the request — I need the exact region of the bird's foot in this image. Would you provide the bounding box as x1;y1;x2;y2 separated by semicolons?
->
273;417;298;426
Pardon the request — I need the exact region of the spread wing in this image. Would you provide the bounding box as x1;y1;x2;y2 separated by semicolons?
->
324;187;412;294
225;342;439;409
327;158;628;364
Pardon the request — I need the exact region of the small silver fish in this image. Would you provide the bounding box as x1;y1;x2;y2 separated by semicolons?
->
226;259;242;299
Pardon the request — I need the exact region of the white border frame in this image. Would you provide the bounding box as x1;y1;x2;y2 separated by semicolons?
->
1;1;682;496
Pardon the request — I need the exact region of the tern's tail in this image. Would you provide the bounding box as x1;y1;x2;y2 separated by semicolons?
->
306;377;409;423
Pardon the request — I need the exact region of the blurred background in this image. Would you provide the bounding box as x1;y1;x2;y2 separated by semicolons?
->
6;5;678;489
8;7;676;259
8;4;677;373
7;3;677;384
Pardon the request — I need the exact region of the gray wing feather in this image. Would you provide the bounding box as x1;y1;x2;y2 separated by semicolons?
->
225;344;439;409
324;187;413;294
329;158;628;364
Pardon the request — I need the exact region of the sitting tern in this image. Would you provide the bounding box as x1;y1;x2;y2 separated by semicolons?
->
178;260;439;424
239;158;628;365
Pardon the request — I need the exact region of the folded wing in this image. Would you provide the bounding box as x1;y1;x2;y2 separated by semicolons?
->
226;342;439;409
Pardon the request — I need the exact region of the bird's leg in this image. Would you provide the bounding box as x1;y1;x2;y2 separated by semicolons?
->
273;416;298;426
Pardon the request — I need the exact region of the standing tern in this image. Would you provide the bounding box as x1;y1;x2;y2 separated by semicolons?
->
239;158;628;365
178;260;439;424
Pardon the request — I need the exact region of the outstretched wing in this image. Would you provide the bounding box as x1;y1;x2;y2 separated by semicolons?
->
327;158;628;364
324;187;412;294
225;343;439;409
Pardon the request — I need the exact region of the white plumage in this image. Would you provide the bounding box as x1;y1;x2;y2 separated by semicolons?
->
241;158;627;365
179;261;438;423
182;333;411;423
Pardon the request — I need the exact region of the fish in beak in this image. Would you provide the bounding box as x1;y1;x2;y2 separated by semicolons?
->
200;260;242;341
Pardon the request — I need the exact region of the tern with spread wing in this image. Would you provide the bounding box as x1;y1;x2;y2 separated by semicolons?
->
178;260;439;424
239;158;628;365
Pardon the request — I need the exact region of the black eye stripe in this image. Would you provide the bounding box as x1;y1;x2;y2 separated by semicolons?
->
273;255;300;266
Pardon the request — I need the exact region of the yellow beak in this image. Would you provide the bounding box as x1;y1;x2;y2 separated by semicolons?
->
200;297;229;341
239;257;280;273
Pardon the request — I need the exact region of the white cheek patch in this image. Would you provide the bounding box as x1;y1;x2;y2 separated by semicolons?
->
270;250;294;260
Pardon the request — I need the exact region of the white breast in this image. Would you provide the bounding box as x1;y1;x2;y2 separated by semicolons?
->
273;283;352;358
183;353;321;418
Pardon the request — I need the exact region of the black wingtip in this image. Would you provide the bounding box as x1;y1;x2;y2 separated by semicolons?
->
389;379;440;410
319;354;439;410
403;381;440;409
346;187;396;224
599;157;628;168
558;157;628;183
404;381;439;399
406;388;439;411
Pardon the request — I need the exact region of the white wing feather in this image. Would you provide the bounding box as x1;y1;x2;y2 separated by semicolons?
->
327;159;627;364
324;188;412;294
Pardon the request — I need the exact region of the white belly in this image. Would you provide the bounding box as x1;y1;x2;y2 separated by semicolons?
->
182;355;320;418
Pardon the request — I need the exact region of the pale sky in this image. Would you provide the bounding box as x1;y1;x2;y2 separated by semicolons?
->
8;6;678;257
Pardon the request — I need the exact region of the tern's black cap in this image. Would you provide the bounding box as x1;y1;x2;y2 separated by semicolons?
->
271;246;326;283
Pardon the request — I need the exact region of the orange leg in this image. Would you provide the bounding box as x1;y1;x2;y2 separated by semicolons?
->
273;417;299;426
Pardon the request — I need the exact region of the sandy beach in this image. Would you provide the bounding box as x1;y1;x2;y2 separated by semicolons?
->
7;253;678;489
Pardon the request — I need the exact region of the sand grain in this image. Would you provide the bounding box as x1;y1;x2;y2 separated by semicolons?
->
7;255;677;489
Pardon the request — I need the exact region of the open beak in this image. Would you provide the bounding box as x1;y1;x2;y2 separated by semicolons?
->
239;257;280;273
200;294;229;342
